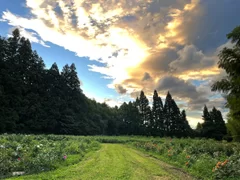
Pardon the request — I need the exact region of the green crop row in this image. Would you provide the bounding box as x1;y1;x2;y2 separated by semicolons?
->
0;134;100;179
132;138;240;180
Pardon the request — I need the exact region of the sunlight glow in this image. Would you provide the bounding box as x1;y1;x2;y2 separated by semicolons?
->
178;68;220;80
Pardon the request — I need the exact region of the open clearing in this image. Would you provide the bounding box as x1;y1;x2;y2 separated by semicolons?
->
9;144;194;180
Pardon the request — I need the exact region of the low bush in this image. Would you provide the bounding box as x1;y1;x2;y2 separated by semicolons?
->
0;134;100;179
132;138;240;180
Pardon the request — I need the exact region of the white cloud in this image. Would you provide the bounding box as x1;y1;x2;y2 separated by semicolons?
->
1;0;202;88
2;6;149;84
0;18;7;22
170;45;216;72
0;0;230;114
15;27;50;47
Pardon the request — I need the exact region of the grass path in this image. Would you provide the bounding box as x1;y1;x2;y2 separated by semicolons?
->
9;144;194;180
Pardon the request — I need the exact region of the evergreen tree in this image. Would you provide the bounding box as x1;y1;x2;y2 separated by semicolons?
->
171;99;182;136
210;107;227;140
202;105;214;138
180;110;192;137
146;106;153;136
0;28;225;138
196;122;202;132
118;101;141;135
59;64;86;134
0;29;115;135
163;92;174;136
152;90;164;136
131;101;142;134
41;63;62;133
216;109;227;138
138;91;150;134
118;102;130;135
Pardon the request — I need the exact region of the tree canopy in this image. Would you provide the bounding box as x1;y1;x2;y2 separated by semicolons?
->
212;26;240;141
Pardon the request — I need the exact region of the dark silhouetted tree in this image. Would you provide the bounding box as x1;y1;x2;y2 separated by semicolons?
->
202;105;215;138
152;90;164;136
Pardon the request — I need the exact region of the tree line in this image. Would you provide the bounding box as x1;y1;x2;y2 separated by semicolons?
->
0;28;228;140
117;90;226;140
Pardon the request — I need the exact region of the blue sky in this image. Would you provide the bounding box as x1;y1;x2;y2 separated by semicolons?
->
1;0;239;127
0;0;119;103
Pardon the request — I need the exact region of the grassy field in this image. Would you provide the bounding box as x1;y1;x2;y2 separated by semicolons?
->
0;134;100;179
1;135;240;180
7;144;193;180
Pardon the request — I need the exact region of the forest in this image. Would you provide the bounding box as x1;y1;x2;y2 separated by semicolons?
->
0;27;240;141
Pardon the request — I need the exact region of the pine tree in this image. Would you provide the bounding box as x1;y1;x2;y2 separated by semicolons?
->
69;63;81;92
152;90;164;136
216;109;227;137
171;99;182;136
181;110;192;137
0;29;132;135
196;122;202;131
42;63;62;133
163;92;174;136
138;91;150;134
146;106;153;135
202;105;214;138
210;107;227;140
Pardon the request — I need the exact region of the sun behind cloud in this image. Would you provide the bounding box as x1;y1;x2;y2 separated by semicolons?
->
1;0;233;127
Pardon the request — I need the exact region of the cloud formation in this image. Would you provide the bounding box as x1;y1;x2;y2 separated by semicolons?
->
115;84;127;94
156;76;209;107
170;44;216;72
142;72;152;81
1;0;236;120
11;27;50;47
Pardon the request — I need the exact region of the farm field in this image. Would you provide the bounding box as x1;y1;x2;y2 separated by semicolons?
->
1;135;240;180
7;144;193;180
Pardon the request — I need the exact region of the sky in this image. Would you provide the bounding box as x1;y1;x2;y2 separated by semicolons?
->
0;0;239;128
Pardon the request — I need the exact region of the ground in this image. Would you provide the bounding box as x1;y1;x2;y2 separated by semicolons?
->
9;144;194;180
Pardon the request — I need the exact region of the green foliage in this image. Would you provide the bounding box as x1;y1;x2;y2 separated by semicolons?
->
0;134;100;179
137;91;151;132
132;137;240;180
226;113;240;142
118;101;141;135
212;26;240;141
152;90;164;136
213;152;240;180
201;106;227;140
0;29;120;135
8;144;178;180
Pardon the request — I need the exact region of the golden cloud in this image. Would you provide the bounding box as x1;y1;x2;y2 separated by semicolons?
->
1;0;227;112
